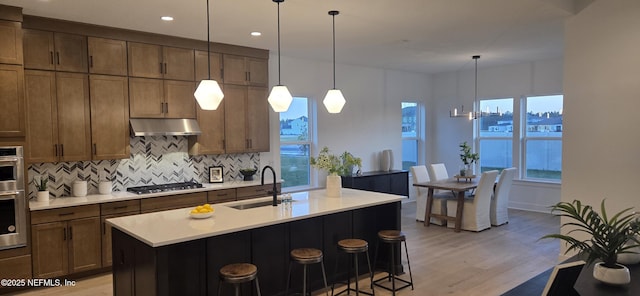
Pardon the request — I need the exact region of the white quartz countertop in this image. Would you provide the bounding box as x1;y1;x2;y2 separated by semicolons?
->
106;188;402;247
28;180;282;211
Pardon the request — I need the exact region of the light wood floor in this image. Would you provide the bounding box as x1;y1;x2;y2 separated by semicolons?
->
14;201;560;296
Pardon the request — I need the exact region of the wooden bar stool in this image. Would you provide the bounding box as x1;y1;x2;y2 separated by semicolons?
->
332;239;374;296
217;263;262;296
373;230;413;295
286;248;329;296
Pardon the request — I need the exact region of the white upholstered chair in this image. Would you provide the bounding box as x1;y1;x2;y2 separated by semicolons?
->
428;163;449;181
490;167;517;226
446;170;499;232
410;165;448;225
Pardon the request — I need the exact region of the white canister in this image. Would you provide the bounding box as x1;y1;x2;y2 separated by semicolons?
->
98;181;113;195
73;181;87;197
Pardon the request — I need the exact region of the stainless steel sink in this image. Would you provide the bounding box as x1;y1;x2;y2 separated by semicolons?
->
229;200;295;210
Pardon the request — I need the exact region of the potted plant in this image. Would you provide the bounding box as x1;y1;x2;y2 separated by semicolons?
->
310;147;362;197
458;141;479;176
541;199;640;285
35;177;49;202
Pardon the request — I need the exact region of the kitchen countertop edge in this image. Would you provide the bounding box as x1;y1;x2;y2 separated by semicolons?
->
107;188;403;247
28;180;284;211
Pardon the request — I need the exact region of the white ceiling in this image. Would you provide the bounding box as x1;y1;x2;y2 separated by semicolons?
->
0;0;594;74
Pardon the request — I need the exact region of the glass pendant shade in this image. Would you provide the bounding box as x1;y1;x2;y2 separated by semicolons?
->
323;89;346;113
194;80;224;110
268;85;293;112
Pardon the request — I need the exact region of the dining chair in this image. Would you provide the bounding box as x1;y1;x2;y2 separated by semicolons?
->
490;167;517;226
446;170;499;232
410;165;447;225
428;163;449;181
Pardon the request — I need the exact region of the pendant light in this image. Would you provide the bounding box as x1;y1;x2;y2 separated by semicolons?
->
194;0;224;110
323;10;346;114
450;55;480;120
267;0;293;112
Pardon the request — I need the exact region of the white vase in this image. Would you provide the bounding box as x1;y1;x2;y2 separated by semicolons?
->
73;180;87;197
98;181;113;195
36;190;49;202
381;149;392;171
617;236;640;265
326;175;342;197
593;262;630;285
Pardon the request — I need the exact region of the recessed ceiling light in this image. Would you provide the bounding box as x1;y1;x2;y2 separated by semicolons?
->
161;16;174;21
250;32;262;36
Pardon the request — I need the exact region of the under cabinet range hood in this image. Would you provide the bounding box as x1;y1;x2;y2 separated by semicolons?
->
130;118;202;136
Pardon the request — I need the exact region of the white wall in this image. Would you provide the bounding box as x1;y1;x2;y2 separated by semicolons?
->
430;58;564;212
261;55;431;187
562;1;640;219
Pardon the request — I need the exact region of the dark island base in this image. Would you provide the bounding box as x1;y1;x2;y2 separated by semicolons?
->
112;202;401;296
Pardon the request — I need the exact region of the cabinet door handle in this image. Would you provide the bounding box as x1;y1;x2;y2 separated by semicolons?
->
113;205;128;210
165;103;169;113
93;143;97;155
56;52;60;65
160;62;163;74
63;228;66;241
69;226;73;240
60;144;64;157
103;223;106;235
89;56;93;68
164;63;168;74
50;51;54;65
248;71;251;82
245;72;248;81
217;193;228;197
59;212;74;216
54;144;58;157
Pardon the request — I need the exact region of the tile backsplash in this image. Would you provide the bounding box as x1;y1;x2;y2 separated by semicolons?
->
28;136;260;199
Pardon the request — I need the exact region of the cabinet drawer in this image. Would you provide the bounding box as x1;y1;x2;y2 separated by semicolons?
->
208;189;236;203
101;200;141;216
140;192;207;213
236;184;281;200
31;204;100;224
0;255;31;279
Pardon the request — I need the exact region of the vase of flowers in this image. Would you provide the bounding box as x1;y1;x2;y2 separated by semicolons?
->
311;147;362;197
459;141;479;176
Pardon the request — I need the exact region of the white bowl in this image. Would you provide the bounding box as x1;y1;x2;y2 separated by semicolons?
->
189;212;214;219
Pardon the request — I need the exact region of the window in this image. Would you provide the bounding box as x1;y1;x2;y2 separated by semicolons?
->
478;98;513;174
280;97;312;189
402;102;419;170
524;95;563;180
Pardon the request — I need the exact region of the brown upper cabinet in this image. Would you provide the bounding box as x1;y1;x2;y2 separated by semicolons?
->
128;42;194;81
224;85;270;153
129;78;196;119
0;20;23;65
90;75;130;160
223;55;268;87
195;50;222;82
188;99;225;155
24;71;91;163
88;37;127;76
23;29;88;73
0;64;25;137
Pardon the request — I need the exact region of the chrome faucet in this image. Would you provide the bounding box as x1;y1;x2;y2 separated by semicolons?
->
261;165;279;206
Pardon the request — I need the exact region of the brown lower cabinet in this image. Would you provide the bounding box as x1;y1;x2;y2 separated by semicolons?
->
100;200;141;267
31;218;101;278
140;192;207;214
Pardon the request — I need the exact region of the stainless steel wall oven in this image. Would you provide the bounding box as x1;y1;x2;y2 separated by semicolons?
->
0;146;26;250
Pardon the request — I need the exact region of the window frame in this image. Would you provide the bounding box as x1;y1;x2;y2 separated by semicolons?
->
401;101;421;170
279;97;314;191
521;94;563;182
476;98;515;175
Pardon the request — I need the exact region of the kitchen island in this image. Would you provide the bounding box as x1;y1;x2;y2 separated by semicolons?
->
107;188;402;296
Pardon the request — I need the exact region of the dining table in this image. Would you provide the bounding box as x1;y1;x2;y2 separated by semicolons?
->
413;179;479;232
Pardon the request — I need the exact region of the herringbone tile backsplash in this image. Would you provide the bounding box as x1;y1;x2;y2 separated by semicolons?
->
28;136;259;199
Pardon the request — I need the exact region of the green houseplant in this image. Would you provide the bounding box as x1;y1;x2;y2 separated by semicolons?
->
35;176;49;202
541;199;640;285
458;141;478;176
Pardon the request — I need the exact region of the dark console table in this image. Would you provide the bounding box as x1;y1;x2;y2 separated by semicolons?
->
342;170;408;196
